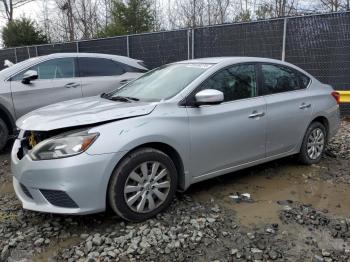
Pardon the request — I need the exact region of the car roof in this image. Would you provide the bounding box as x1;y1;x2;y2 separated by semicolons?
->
40;52;147;70
176;56;312;77
177;56;286;64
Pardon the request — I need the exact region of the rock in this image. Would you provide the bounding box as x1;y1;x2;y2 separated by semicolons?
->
1;245;9;260
85;241;93;253
251;247;263;260
269;250;278;260
321;249;331;257
107;251;116;258
80;234;89;239
75;249;84;257
230;249;238;256
92;236;102;246
34;238;45;247
206;218;216;223
314;255;325;262
247;232;255;239
211;205;220;213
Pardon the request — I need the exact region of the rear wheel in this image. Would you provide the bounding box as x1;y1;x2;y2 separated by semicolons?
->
0;118;9;152
298;122;327;165
108;148;177;222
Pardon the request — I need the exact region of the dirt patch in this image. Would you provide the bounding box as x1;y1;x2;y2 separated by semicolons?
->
191;157;350;227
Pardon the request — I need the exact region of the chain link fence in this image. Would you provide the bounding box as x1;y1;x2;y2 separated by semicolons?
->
0;12;349;115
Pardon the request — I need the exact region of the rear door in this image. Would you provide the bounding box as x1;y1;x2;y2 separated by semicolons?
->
10;57;82;118
259;63;312;156
77;57;138;97
187;63;267;178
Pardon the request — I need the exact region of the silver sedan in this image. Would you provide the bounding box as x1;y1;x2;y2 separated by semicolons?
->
11;57;340;221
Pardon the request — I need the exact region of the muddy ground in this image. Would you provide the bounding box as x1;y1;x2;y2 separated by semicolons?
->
0;120;349;262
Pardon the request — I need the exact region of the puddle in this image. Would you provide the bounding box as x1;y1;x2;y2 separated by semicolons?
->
190;158;350;227
34;237;81;262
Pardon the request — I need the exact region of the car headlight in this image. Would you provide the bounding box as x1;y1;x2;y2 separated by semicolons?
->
29;131;99;161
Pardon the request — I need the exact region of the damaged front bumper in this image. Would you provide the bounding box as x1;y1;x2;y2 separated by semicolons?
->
11;138;123;215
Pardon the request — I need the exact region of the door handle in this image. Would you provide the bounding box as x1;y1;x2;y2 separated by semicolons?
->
120;79;131;84
299;103;311;109
249;111;265;118
65;82;80;88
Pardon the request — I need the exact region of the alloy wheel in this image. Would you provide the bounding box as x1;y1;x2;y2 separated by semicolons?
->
307;128;325;160
124;161;171;213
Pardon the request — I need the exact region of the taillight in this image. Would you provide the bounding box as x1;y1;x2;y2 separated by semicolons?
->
331;91;340;104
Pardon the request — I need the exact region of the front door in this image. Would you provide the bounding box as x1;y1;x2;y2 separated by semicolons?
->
10;57;82;118
187;64;266;178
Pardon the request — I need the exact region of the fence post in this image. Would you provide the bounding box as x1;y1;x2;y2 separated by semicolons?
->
14;48;18;63
27;46;30;58
76;42;79;53
191;28;195;59
126;36;130;57
35;46;38;56
187;29;191;60
282;17;288;61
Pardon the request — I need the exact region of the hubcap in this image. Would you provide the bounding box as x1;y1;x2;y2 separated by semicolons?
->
124;161;171;213
307;128;325;160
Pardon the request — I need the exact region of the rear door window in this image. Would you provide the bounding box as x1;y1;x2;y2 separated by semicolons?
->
261;64;306;95
78;57;125;77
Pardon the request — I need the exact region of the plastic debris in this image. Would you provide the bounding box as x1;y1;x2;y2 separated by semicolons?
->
229;192;253;203
4;60;14;67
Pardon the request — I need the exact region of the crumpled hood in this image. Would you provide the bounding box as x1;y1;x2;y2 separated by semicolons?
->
16;96;158;131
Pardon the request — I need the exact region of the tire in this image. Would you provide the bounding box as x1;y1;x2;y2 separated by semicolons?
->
0;118;9;152
298;122;327;165
108;148;178;222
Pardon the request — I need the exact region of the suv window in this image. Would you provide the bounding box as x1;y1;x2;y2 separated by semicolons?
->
261;64;306;95
12;58;76;81
78;58;125;77
200;64;257;102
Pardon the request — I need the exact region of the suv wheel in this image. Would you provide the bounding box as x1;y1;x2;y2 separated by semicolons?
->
108;148;178;222
0;118;9;152
298;122;327;165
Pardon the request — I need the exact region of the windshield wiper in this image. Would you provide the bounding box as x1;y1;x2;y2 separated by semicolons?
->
100;92;109;98
107;96;139;103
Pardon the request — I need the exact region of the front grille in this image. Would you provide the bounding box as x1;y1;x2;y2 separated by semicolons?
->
40;189;78;208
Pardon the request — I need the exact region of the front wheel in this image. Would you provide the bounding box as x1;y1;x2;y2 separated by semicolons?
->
108;148;178;222
0;118;9;152
298;122;327;165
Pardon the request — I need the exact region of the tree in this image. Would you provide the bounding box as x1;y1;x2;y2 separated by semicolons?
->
0;0;34;22
99;0;155;37
55;0;75;41
235;10;251;22
319;0;347;11
256;2;274;20
2;17;48;47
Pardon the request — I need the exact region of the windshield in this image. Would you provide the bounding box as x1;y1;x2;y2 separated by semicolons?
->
109;63;213;101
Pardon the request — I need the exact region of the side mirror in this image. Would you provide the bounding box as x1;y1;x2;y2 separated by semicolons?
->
22;70;38;84
195;89;224;106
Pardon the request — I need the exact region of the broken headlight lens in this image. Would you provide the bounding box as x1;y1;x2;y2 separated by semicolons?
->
29;131;99;160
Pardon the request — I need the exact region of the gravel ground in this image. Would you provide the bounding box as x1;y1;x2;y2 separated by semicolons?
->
0;120;349;262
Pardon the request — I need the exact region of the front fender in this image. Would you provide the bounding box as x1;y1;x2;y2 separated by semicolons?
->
86;105;191;182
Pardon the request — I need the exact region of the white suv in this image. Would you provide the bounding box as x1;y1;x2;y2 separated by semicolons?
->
0;52;148;150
